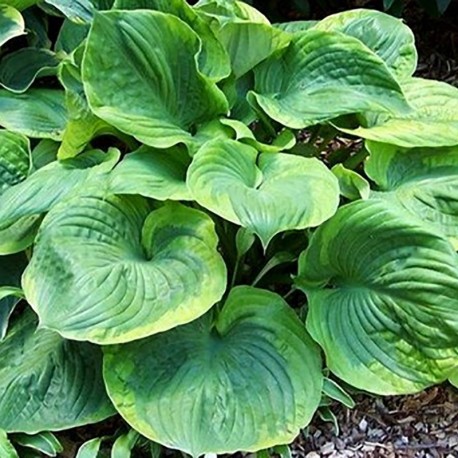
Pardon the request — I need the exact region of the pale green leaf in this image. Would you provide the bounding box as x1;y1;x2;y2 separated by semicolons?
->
331;164;370;200
111;430;140;458
339;78;458;147
322;378;355;409
112;0;230;82
187;139;339;247
365;141;458;247
23;199;227;344
0;89;67;140
313;9;417;79
0;5;25;46
0;48;60;93
108;145;191;201
103;286;323;456
250;29;410;129
82;10;228;149
0;312;114;433
76;438;103;458
297;199;458;394
275;20;318;33
0;430;18;458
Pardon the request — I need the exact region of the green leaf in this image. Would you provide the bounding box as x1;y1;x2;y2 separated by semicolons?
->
1;1;38;11
103;286;323;456
82;10;228;149
23;199;227;344
12;432;63;457
0;149;118;254
365;141;458;247
322;378;355;409
249;29;410;129
43;0;94;23
235;227;255;258
297;199;458;395
449;368;458;389
0;311;114;433
55;19;89;54
214;21;290;78
187;139;339;247
275;20;318;33
76;438;103;458
0;4;25;46
339;78;458;147
0;131;31;194
0;48;60;93
195;0;269;24
0;430;18;458
108;145;191;201
331;164;370;200
111;430;140;458
112;0;230;82
58;57;112;158
313;9;417;79
0;89;67;140
252;251;296;286
32;139;59;169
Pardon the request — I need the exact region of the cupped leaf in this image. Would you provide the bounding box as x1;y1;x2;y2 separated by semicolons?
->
339;78;458;147
83;10;228;149
109;145;191;201
103;286;323;456
11;432;63;457
0;4;25;46
23;199;227;344
43;0;94;23
249;29;410;129
187;139;339;247
0;311;114;433
0;430;17;458
195;0;270;25
365;141;458;247
0;48;60;93
0;89;67;140
331;164;370;200
0;131;31;193
112;0;231;82
0;149;118;254
313;9;417;79
297;199;458;395
0;252;27;340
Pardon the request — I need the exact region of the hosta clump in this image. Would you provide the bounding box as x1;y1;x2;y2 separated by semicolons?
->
0;0;458;455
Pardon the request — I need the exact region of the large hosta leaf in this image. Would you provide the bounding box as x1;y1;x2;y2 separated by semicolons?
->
249;29;410;129
0;48;60;93
0;4;25;46
0;89;67;140
296;199;458;395
112;0;231;82
187;139;339;247
365;141;458;247
109;145;191;201
0;253;27;340
0;131;31;194
83;10;228;149
0;312;114;433
0;149;118;254
339;78;458;147
104;286;322;456
313;9;417;80
23;199;227;344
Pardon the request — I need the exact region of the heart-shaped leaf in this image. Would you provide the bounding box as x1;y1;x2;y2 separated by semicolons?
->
103;286;323;456
249;29;410;129
0;149;118;254
23;199;227;344
313;9;417;79
187;139;339;247
0;312;114;433
296;199;458;395
0;89;67;140
339;78;458;147
109;145;191;201
112;0;231;82
82;10;228;149
365;141;458;247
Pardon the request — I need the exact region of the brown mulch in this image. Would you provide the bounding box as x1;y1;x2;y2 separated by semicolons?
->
293;386;458;458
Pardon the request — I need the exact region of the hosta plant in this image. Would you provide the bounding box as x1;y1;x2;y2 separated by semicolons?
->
0;0;458;456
